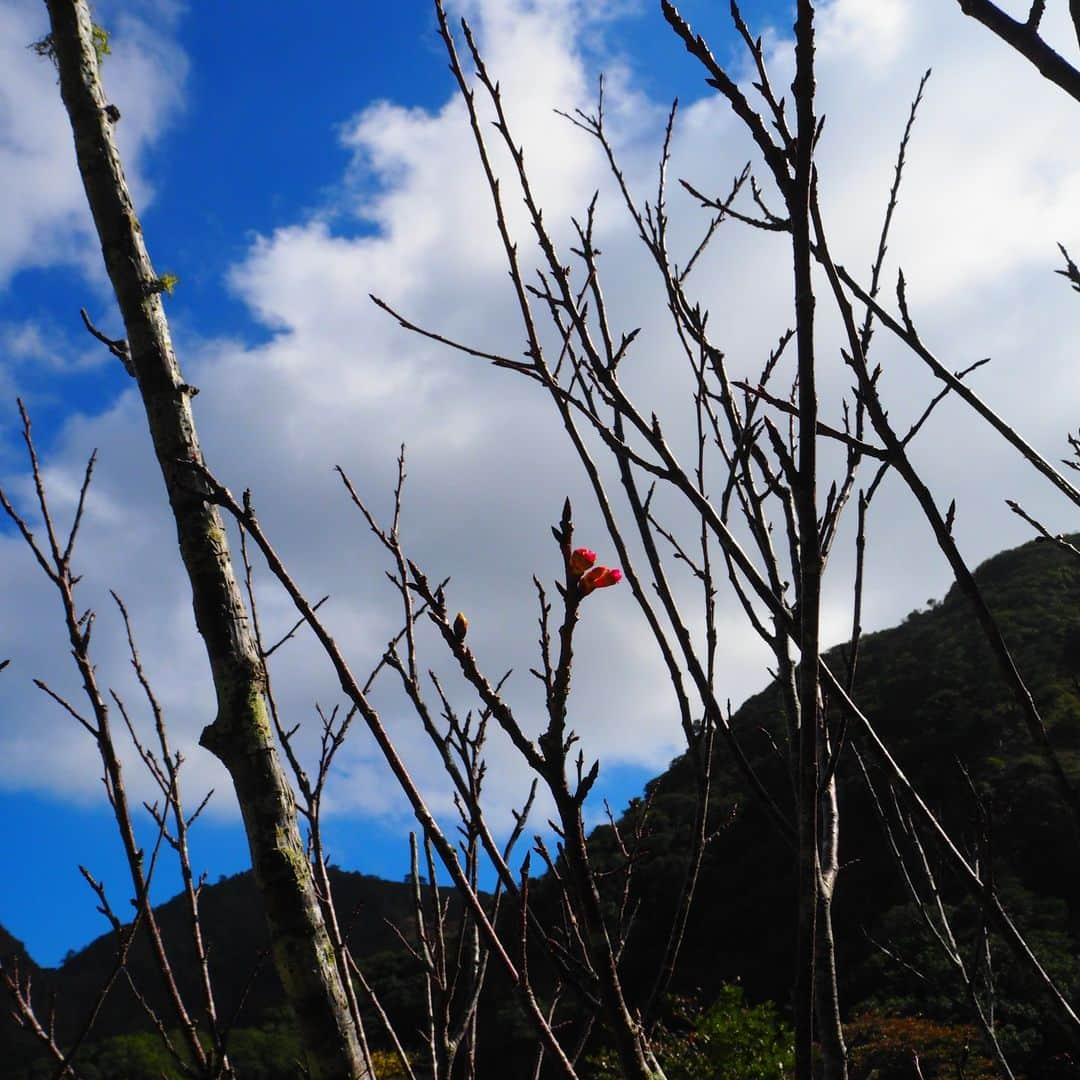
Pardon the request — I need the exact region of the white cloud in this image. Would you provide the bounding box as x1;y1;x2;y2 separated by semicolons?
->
2;0;1079;848
818;0;912;68
0;0;186;291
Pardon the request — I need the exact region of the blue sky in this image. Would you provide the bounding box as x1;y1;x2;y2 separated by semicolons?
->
3;0;763;968
2;0;1079;968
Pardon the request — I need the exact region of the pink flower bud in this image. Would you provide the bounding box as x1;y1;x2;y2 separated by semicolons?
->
579;566;622;595
569;547;597;576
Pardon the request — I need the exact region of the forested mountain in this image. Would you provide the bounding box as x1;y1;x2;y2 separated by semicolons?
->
1;870;456;1078
4;534;1080;1077
588;533;1080;1076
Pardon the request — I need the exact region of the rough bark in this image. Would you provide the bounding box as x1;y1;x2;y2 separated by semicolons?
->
43;3;370;1076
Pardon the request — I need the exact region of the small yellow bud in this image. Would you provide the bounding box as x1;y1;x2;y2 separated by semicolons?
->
453;612;468;642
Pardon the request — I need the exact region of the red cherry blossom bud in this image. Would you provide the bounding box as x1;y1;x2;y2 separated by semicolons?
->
569;547;597;576
579;566;622;595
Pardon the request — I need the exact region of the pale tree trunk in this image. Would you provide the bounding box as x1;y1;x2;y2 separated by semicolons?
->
43;3;371;1076
816;769;848;1080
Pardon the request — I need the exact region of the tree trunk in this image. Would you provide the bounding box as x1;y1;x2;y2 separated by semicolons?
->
816;772;848;1080
43;4;371;1076
791;0;821;1071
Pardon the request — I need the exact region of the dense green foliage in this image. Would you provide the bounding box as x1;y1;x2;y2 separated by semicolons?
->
589;986;795;1079
3;535;1080;1075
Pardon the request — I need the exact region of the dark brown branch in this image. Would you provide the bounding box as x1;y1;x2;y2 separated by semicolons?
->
79;306;132;374
955;0;1080;102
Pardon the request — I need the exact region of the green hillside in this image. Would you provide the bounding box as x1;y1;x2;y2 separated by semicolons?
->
1;870;453;1078
590;534;1080;1075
